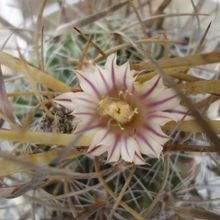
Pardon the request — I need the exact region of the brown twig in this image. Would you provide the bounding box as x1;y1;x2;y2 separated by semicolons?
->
164;144;220;152
132;51;220;71
145;56;220;151
120;13;208;31
78;38;92;69
129;0;150;37
55;0;130;36
143;156;170;218
109;164;136;219
152;0;172;29
74;27;107;60
0;16;32;44
0;67;18;129
35;0;48;70
94;157;144;220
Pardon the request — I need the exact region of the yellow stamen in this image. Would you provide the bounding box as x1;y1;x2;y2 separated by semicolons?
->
98;96;138;125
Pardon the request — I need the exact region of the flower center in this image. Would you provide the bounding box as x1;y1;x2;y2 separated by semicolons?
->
98;96;138;126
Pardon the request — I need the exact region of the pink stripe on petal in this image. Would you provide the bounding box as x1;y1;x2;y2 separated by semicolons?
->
164;109;189;115
108;135;120;161
74;112;94;116
87;144;102;153
148;95;177;107
144;125;168;138
76;123;101;134
97;66;111;91
135;152;146;163
136;132;157;155
94;130;110;146
123;64;128;89
77;72;101;98
55;98;71;102
88;129;110;153
124;137;130;157
131;83;135;93
77;97;97;105
140;76;161;99
111;55;116;88
147;113;170;120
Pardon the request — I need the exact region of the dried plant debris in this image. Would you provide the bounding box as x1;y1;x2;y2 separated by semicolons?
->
40;104;75;134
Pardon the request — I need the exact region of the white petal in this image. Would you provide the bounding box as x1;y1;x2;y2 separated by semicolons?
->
136;132;163;158
75;122;101;135
87;130;121;162
121;136;137;163
76;70;101;100
143;124;170;145
147;112;177;125
148;88;179;111
120;62;135;90
138;75;165;99
55;93;98;126
104;53;117;88
95;65;113;93
54;99;75;111
164;105;192;121
133;152;146;165
54;92;76;111
106;134;121;162
88;145;109;156
88;128;109;152
105;53;135;90
105;53;116;77
55;92;97;109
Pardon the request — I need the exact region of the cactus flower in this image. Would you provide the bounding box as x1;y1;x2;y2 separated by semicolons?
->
55;54;186;164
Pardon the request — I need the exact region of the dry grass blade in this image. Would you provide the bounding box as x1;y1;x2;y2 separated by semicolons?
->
164;120;220;133
1;119;220;146
94;157;144;220
175;207;220;220
55;0;129;36
0;130;91;145
0;16;32;44
180;79;220;94
16;47;53;119
63;180;77;218
94;38;184;62
0;149;82;177
0;52;71;92
0;186;20;198
0;150;112;181
180;0;206;34
74;27;107;59
35;0;48;69
163;120;220;134
121;13;208;31
193;21;212;54
137;69;202;83
7;91;60;97
129;0;149;37
109;165;136;219
78;38;92;69
132;51;220;71
146;57;220;151
0;67;18;129
163;21;212;78
7;175;47;198
143;156;169;217
164;144;220;152
151;0;172;29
